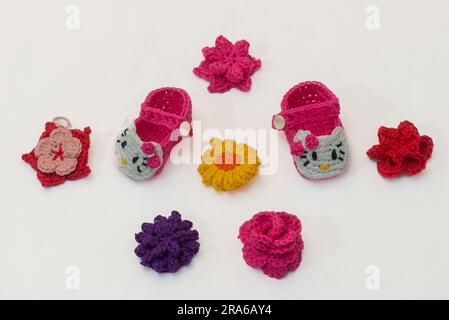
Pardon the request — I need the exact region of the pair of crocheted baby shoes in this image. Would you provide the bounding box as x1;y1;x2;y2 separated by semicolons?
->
115;87;192;180
116;82;349;182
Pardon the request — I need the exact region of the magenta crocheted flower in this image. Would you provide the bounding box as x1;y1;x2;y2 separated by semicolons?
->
193;35;261;93
239;211;304;279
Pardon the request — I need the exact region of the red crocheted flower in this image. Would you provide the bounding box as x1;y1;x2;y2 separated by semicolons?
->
239;211;303;279
367;121;433;178
22;122;91;187
193;35;261;93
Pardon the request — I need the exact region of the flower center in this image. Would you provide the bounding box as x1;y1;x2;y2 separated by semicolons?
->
215;152;239;171
52;144;64;161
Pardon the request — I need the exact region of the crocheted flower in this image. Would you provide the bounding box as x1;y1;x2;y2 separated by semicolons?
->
33;127;82;175
22;122;91;187
198;138;260;191
239;211;304;279
367;121;434;178
134;211;200;273
193;35;261;93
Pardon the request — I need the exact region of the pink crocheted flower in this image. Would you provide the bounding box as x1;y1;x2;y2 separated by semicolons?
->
34;127;82;176
193;35;261;93
239;211;304;279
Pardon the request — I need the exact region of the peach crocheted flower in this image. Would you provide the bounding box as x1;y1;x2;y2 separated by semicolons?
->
197;138;260;191
239;211;304;279
193;35;261;93
34;127;82;176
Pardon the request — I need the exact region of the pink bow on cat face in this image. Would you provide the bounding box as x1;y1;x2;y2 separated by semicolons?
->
291;134;319;156
141;142;161;169
141;142;155;155
291;141;304;156
305;134;319;150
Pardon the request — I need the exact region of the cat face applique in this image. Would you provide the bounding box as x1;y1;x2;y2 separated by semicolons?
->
115;123;163;180
292;127;348;179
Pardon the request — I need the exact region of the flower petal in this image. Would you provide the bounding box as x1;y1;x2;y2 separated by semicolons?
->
202;47;222;61
242;245;267;268
50;127;73;143
62;138;82;158
378;127;399;146
208;76;232;93
233;40;249;56
34;137;57;157
37;154;59;173
418;135;434;160
193;61;213;79
402;152;426;175
366;144;384;159
377;157;402;178
55;158;78;176
215;35;233;54
235;77;252;92
398;121;419;144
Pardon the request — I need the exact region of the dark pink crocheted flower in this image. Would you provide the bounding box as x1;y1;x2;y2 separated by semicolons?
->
239;211;303;279
193;35;261;93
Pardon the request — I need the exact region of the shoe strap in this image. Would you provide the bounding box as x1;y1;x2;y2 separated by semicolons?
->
272;100;340;132
139;107;192;138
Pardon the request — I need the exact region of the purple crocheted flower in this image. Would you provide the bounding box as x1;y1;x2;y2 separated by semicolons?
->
134;211;200;273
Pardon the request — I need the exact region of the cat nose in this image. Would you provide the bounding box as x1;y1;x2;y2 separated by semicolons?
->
319;163;330;170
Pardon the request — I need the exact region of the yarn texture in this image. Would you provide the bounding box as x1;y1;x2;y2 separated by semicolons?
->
193;35;261;93
272;81;349;180
22;121;91;187
115;87;192;180
134;211;200;273
198;138;260;191
239;211;304;279
367;120;434;178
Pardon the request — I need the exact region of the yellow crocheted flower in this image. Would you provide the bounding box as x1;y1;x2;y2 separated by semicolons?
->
198;138;261;191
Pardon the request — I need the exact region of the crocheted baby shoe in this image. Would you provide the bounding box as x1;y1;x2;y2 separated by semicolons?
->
272;81;349;180
134;210;200;273
22;118;91;187
197;138;261;191
193;35;262;93
367;121;434;178
115;87;192;180
239;211;304;279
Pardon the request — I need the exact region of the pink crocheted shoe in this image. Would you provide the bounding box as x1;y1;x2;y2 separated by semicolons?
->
272;81;349;180
115;87;192;180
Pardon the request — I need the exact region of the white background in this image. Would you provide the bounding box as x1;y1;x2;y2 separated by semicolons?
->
1;0;448;299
